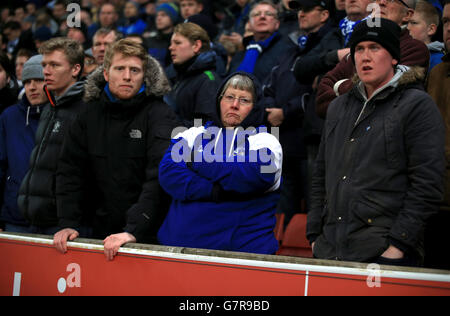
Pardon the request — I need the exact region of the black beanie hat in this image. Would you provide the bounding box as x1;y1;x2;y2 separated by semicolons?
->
350;18;401;64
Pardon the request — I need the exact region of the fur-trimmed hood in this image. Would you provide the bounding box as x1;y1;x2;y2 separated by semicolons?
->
83;55;171;103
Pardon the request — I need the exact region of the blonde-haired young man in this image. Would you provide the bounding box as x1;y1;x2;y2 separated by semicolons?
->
53;39;180;261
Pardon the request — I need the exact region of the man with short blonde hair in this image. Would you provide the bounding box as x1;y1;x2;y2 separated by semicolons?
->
54;39;180;261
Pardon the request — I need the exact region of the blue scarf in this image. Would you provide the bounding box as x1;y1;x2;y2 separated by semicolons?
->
339;16;372;46
104;83;146;102
237;32;278;74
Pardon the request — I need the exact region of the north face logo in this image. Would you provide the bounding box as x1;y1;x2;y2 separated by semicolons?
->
129;129;142;139
52;121;61;133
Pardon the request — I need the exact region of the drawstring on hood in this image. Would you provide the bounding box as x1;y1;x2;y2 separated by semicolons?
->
25;105;42;126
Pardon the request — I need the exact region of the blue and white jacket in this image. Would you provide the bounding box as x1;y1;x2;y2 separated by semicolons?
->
158;73;282;254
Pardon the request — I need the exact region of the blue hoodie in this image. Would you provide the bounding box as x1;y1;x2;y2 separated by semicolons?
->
157;72;282;255
0;97;44;226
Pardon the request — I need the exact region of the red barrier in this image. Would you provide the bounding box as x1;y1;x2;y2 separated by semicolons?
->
1;232;449;296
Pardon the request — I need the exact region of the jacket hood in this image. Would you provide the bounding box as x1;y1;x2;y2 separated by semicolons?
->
83;55;171;103
352;65;425;126
188;50;217;73
427;41;445;53
43;81;85;108
212;71;267;129
56;81;85;104
17;94;44;126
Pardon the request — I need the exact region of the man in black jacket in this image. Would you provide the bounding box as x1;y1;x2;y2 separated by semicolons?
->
18;38;87;235
53;39;180;261
308;19;446;266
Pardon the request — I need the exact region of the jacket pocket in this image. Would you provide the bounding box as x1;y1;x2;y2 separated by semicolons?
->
351;200;394;231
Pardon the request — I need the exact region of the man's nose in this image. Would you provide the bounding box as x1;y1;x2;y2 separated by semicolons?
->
123;68;131;80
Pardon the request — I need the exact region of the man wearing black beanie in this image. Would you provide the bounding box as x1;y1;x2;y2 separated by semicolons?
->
307;18;446;267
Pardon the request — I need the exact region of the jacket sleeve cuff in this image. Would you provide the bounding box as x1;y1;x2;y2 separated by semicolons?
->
388;237;412;255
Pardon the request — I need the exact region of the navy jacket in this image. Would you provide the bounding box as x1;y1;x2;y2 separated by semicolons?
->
164;51;220;128
0;97;43;226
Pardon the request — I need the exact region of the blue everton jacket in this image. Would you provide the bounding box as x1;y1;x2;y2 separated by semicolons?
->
157;72;283;254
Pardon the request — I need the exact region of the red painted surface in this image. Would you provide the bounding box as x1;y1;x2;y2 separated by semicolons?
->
1;235;449;296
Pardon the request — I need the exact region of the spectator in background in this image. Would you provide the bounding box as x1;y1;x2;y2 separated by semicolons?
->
52;0;68;24
92;28;123;66
82;48;97;77
425;0;450;270
3;21;23;55
217;0;252;57
158;72;282;255
308;19;445;266
2;20;36;57
264;0;341;224
164;22;220;127
118;1;147;35
180;0;205;19
90;0;108;25
18;38;88;236
33;26;53;51
15;49;34;84
145;2;181;67
408;0;445;71
186;14;229;79
316;0;430;119
0;52;20;113
228;0;291;84
67;23;91;50
278;0;302;36
298;0;372;85
53;39;178;261
0;55;47;233
88;2;120;40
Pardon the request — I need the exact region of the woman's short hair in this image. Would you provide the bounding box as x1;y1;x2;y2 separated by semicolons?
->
173;22;211;53
220;73;256;103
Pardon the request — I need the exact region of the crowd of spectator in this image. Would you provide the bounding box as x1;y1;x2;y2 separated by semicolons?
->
0;0;449;270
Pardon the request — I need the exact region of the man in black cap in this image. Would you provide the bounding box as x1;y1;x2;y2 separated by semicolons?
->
307;18;446;266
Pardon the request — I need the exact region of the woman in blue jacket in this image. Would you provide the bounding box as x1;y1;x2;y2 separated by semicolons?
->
158;72;283;255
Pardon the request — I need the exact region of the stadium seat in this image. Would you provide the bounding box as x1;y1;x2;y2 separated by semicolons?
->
274;213;285;243
276;213;313;258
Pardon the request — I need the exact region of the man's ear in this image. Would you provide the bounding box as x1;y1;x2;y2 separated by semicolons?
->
403;8;415;24
321;10;330;23
193;39;202;54
392;58;399;67
427;23;438;37
72;64;82;78
103;68;109;82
